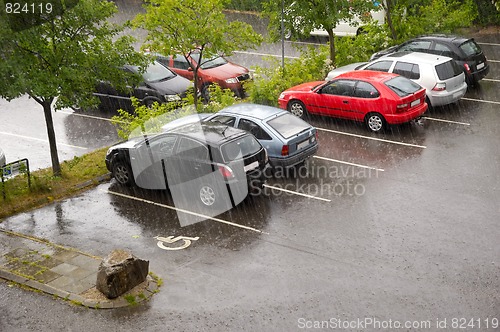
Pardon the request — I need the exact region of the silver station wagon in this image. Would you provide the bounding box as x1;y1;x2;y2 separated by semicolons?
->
205;103;318;170
326;51;467;108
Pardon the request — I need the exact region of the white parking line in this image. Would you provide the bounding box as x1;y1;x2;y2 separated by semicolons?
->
462;97;500;105
0;131;88;150
488;59;500;63
233;50;299;59
483;78;500;83
422;117;470;126
103;189;268;234
57;110;126;123
316;127;427;149
477;42;500;46
263;184;331;202
286;40;324;46
313;155;384;172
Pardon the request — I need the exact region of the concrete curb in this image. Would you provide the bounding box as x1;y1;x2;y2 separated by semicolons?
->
0;228;160;309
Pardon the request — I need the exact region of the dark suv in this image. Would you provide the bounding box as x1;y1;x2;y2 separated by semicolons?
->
370;35;489;86
105;123;269;215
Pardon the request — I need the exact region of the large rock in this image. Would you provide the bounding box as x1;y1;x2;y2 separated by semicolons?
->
96;249;149;299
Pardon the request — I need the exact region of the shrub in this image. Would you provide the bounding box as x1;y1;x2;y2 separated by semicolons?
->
248;45;331;106
111;85;239;140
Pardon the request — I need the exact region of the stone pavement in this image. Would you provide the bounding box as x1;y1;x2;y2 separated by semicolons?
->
0;228;159;308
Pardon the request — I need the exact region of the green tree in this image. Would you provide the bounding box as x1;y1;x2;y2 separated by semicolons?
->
134;0;263;111
0;0;145;176
382;0;478;43
264;0;375;65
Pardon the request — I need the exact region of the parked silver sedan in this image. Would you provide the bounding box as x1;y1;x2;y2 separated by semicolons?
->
205;104;318;169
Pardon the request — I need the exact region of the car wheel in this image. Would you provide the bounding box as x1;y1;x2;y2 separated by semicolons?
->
112;161;134;186
201;84;212;103
143;98;160;108
288;100;307;119
365;113;385;133
425;96;433;110
199;183;217;206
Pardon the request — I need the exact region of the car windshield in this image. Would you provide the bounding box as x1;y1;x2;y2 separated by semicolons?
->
221;135;261;162
435;60;463;80
191;53;228;69
459;40;482;57
384;76;422;97
130;61;176;83
267;113;311;139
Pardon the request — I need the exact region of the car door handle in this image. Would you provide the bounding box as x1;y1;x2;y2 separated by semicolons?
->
343;100;349;104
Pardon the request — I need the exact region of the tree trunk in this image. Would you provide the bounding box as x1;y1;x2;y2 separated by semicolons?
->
327;29;336;66
193;68;199;111
384;0;397;40
42;99;62;177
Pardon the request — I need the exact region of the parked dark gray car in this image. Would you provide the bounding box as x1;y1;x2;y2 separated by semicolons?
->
95;60;193;112
370;35;489;86
105;123;269;220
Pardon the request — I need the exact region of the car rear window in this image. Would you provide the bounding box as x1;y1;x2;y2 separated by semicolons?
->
435;60;463;80
459;40;482;57
221;135;261;162
267;113;311;139
384;76;422;97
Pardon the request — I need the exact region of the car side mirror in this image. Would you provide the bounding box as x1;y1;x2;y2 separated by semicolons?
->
188;67;193;71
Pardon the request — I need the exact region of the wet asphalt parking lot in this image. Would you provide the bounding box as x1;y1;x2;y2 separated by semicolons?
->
1;4;500;332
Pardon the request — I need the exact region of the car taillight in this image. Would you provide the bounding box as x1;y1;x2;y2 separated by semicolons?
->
218;165;234;179
396;103;409;112
463;63;471;74
432;83;446;91
281;145;289;156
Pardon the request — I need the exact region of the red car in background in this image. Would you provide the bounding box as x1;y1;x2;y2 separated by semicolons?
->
153;50;251;100
278;71;428;132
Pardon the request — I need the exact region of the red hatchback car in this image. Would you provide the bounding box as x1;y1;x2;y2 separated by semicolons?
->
278;71;428;132
154;50;251;100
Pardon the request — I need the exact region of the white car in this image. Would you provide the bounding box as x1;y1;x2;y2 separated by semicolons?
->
285;1;386;38
310;5;385;37
0;148;5;167
326;52;467;107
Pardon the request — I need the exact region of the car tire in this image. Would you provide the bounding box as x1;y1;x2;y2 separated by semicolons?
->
143;98;160;108
112;161;134;186
288;100;307;119
425;96;433;110
365;113;385;133
201;84;212;103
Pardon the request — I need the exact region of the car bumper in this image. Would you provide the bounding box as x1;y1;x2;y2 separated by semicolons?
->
269;143;318;168
469;64;490;84
428;82;468;107
384;103;428;125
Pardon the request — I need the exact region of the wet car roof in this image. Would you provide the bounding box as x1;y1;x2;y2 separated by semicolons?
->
218;103;285;120
170;122;247;145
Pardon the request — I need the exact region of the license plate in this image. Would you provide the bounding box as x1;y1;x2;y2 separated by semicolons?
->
477;62;484;70
297;139;310;150
411;99;421;107
244;161;259;172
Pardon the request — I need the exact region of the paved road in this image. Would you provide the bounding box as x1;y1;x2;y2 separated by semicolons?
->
1;3;499;332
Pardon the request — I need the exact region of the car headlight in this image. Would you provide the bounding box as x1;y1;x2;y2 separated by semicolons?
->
225;77;239;84
279;93;285;99
165;94;181;102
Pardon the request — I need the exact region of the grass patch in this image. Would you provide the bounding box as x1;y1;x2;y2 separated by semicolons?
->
124;294;137;305
0;148;109;219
